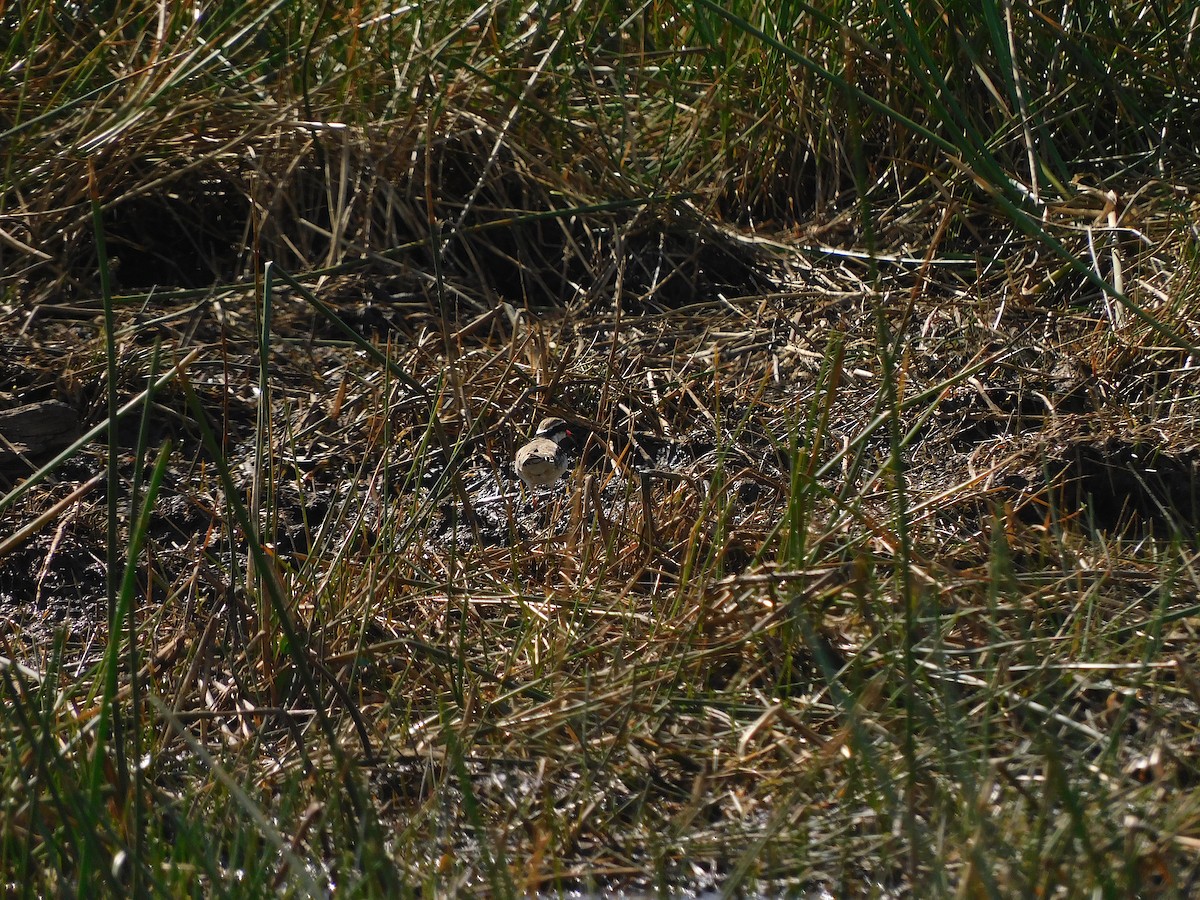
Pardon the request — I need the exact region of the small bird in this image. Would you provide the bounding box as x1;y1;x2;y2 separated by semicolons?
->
514;417;572;491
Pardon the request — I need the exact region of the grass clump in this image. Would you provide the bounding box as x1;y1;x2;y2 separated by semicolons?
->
2;0;1199;895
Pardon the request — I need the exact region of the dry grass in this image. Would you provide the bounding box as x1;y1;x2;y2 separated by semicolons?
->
2;0;1200;895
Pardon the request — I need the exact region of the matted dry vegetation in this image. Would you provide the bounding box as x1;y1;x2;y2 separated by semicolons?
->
2;0;1200;895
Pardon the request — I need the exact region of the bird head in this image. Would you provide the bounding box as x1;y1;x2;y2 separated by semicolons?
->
534;417;570;444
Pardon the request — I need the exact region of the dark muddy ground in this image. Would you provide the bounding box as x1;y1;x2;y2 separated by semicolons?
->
3;217;1195;651
2;211;1198;893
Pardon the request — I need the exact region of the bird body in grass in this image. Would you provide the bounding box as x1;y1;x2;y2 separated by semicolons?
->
514;417;571;490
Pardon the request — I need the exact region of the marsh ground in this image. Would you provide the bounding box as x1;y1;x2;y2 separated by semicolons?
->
2;1;1199;895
